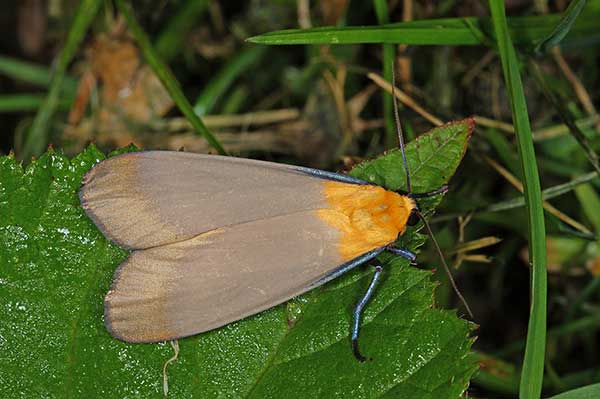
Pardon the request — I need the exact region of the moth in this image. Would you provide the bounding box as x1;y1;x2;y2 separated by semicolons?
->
80;82;471;361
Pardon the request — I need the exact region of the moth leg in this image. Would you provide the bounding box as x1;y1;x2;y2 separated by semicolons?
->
352;262;383;362
386;246;416;263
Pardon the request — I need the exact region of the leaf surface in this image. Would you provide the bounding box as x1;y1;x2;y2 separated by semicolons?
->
0;119;475;398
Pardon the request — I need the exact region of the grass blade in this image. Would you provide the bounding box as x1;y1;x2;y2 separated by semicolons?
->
21;0;102;159
373;0;396;148
574;183;600;232
193;45;266;116
564;275;600;323
0;55;77;91
115;0;227;155
535;0;588;53
155;0;210;62
488;2;548;398
248;11;600;46
495;313;600;357
547;382;600;399
477;171;599;214
529;60;600;175
0;94;71;112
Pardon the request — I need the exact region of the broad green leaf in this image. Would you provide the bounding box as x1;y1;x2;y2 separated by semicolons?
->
0;119;475;398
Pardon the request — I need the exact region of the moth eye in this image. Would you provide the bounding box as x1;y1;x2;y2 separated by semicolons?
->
407;211;419;226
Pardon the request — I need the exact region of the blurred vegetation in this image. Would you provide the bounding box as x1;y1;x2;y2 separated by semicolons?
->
1;1;599;398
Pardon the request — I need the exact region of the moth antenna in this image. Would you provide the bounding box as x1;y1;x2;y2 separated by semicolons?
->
391;60;412;193
417;211;474;319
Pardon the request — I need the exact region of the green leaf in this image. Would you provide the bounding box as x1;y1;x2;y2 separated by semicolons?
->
115;0;227;156
350;119;473;194
574;183;600;233
372;0;396;149
534;0;588;54
0;94;71;113
154;0;210;62
529;60;600;176
0;54;78;91
547;383;600;399
0;120;475;397
193;46;267;116
489;2;548;399
247;10;600;47
21;0;102;160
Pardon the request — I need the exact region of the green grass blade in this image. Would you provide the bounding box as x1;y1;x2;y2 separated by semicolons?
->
535;0;588;53
21;0;102;160
0;55;77;91
529;60;600;175
547;382;600;399
564;276;600;323
116;0;227;155
478;170;599;213
247;11;600;46
0;94;71;112
220;85;249;114
495;313;600;357
574;183;600;232
249;18;481;45
155;0;210;62
193;45;266;116
485;128;522;177
489;2;548;399
373;0;396;148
